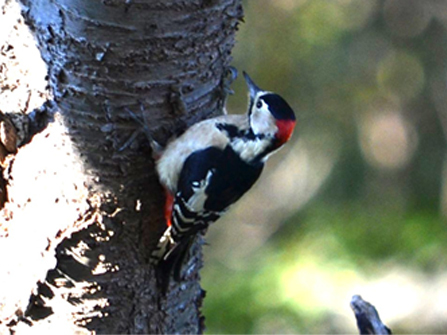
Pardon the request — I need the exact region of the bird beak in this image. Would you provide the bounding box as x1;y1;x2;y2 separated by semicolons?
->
243;71;262;102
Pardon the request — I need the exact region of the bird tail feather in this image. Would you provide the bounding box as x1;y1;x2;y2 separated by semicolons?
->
151;226;194;293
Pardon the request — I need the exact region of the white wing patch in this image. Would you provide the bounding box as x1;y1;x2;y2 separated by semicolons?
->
186;169;214;212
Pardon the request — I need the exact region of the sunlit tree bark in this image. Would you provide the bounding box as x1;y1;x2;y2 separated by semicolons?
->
0;0;242;333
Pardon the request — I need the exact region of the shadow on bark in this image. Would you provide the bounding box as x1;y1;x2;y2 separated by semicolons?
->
1;0;243;333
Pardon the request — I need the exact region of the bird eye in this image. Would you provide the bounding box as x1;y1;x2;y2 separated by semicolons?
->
256;101;262;109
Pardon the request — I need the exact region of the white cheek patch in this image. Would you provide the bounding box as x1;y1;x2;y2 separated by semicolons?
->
250;100;277;136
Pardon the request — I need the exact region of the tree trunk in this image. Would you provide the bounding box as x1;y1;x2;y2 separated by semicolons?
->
0;0;243;333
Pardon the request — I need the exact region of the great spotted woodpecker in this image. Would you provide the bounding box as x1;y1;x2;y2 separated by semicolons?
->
151;72;296;283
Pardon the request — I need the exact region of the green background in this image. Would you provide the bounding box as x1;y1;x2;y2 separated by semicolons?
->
202;1;447;333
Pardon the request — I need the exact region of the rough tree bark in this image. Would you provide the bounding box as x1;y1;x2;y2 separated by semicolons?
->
0;0;243;333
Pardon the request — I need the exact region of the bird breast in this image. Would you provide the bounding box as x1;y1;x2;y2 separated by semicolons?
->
156;114;249;193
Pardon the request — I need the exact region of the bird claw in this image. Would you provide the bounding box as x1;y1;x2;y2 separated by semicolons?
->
121;105;164;159
223;66;238;95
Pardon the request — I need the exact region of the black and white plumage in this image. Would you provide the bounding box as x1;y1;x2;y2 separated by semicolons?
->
152;72;296;283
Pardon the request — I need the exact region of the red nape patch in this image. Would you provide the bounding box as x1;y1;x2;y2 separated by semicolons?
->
164;189;174;227
275;119;296;146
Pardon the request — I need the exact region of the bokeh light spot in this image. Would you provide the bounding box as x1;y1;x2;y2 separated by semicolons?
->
377;51;425;101
383;0;432;37
359;111;418;170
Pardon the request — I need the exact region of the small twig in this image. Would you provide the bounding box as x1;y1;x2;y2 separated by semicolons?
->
350;295;392;335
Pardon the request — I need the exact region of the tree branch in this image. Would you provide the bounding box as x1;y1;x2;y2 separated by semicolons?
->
350;295;392;335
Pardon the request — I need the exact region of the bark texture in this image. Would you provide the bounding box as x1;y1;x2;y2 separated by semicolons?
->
1;0;243;333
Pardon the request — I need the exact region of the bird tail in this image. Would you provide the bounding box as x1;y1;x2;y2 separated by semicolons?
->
150;226;194;293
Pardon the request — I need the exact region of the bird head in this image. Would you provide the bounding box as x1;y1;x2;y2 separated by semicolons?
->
243;72;296;148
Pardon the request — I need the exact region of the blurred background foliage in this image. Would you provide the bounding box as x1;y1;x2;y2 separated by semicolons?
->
203;0;447;333
2;0;446;333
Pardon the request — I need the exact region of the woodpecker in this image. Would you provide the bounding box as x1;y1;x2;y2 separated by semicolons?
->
151;72;296;284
